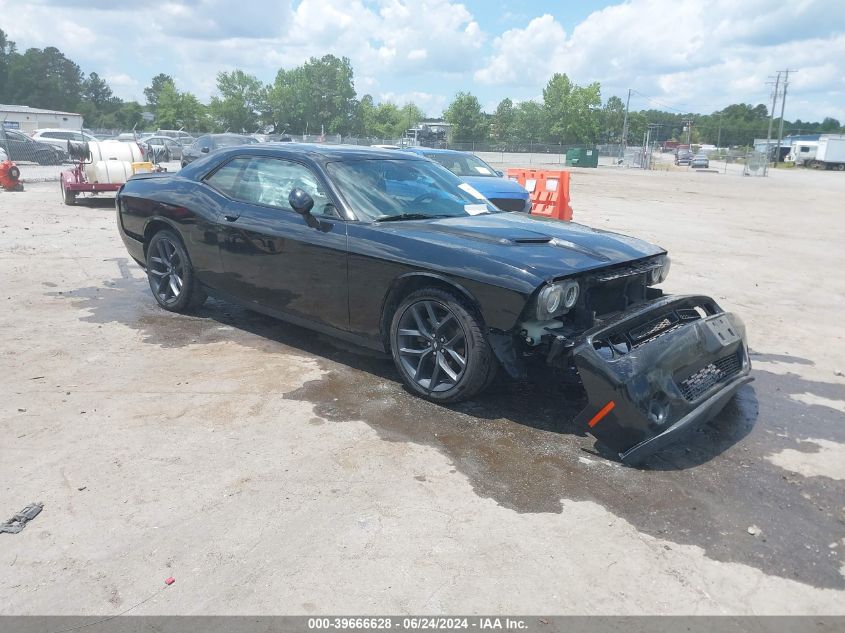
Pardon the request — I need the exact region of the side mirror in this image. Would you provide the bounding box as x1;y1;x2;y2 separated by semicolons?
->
201;147;209;153
495;170;504;177
288;188;314;215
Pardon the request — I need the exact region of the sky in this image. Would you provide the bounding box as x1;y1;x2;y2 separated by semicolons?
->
3;0;845;123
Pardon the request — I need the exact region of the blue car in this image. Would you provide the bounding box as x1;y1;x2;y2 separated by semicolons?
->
403;147;531;213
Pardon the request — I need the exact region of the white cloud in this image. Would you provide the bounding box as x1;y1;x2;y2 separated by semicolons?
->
378;90;447;116
474;0;845;121
4;0;845;122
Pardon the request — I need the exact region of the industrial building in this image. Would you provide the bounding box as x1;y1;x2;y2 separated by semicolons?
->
0;104;83;134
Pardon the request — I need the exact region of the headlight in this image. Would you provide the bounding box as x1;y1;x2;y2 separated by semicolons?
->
648;255;671;285
536;280;579;319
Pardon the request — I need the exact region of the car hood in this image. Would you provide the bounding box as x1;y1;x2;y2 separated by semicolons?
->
461;175;529;197
374;212;664;283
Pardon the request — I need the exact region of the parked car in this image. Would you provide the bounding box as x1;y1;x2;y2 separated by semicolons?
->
156;129;195;145
116;144;751;464
180;133;258;167
0;129;67;164
690;153;710;169
675;150;694;166
142;135;183;162
403;147;531;212
0;147;7;162
31;128;99;152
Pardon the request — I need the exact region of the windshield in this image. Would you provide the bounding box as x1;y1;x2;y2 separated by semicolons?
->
423;152;497;177
327;158;498;221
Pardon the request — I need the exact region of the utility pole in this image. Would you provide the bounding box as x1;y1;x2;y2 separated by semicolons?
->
716;111;723;149
765;72;781;170
619;88;632;163
681;118;694;145
775;69;793;166
645;123;660;170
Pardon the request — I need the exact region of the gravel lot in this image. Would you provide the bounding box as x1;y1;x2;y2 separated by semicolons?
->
1;163;843;614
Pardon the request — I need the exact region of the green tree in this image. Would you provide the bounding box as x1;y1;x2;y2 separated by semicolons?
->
209;69;267;132
444;92;488;142
542;73;601;144
601;96;625;142
82;72;113;108
155;80;208;131
0;28;17;100
266;55;357;135
6;46;83;111
491;98;515;143
144;73;175;112
512;100;544;143
820;117;841;132
399;102;425;134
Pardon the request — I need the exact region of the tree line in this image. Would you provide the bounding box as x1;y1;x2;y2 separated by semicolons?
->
1;28;842;147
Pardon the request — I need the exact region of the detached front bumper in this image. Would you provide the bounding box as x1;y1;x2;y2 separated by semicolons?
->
571;295;752;464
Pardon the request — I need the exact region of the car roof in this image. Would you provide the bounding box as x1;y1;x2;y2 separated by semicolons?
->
403;147;467;156
181;143;425;177
257;143;425;160
33;128;90;134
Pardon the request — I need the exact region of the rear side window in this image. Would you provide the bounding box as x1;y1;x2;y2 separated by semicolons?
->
235;157;331;214
204;158;250;197
205;156;333;215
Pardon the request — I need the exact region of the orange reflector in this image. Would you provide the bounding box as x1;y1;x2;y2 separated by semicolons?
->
588;401;616;428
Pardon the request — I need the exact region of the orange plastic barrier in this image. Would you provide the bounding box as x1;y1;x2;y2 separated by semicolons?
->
506;168;573;221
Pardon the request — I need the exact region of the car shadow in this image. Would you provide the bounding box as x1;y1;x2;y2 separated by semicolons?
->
54;259;756;471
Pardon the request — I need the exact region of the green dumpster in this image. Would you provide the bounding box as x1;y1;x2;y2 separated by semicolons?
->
565;147;599;168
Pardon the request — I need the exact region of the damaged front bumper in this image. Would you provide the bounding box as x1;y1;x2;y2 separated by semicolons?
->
570;295;752;464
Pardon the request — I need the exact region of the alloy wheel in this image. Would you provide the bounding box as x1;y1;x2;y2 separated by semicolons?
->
396;300;468;392
148;237;184;305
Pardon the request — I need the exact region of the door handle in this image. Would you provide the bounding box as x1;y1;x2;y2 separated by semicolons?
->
224;214;239;222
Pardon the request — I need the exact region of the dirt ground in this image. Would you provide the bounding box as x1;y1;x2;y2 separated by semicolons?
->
1;163;843;615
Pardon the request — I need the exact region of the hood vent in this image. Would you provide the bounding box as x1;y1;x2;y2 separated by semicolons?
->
511;236;552;244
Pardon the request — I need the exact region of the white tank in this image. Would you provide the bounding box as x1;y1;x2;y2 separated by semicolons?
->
84;141;144;184
87;160;134;184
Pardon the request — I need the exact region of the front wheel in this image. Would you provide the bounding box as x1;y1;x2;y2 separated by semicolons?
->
145;229;206;312
390;288;496;403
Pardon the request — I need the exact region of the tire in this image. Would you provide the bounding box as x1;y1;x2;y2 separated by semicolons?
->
60;180;76;206
389;287;496;403
145;229;206;312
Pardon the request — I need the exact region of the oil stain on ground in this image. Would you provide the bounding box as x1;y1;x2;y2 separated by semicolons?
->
55;264;845;590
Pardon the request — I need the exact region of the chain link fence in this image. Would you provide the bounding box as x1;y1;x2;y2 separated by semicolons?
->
7;127;757;184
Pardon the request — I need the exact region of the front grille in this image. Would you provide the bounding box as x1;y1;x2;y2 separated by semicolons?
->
489;197;528;212
591;301;717;360
677;352;743;401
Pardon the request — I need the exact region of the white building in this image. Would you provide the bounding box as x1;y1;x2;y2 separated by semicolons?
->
0;104;83;134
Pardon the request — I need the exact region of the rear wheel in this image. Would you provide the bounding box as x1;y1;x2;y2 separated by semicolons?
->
389;288;495;403
146;229;206;312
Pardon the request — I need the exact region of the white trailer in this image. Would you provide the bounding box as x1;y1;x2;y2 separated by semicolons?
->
789;141;817;166
807;135;845;170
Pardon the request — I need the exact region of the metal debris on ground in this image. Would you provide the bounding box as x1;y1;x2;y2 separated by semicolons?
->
0;502;44;534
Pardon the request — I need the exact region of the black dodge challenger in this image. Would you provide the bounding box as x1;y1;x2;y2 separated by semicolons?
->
116;143;751;463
